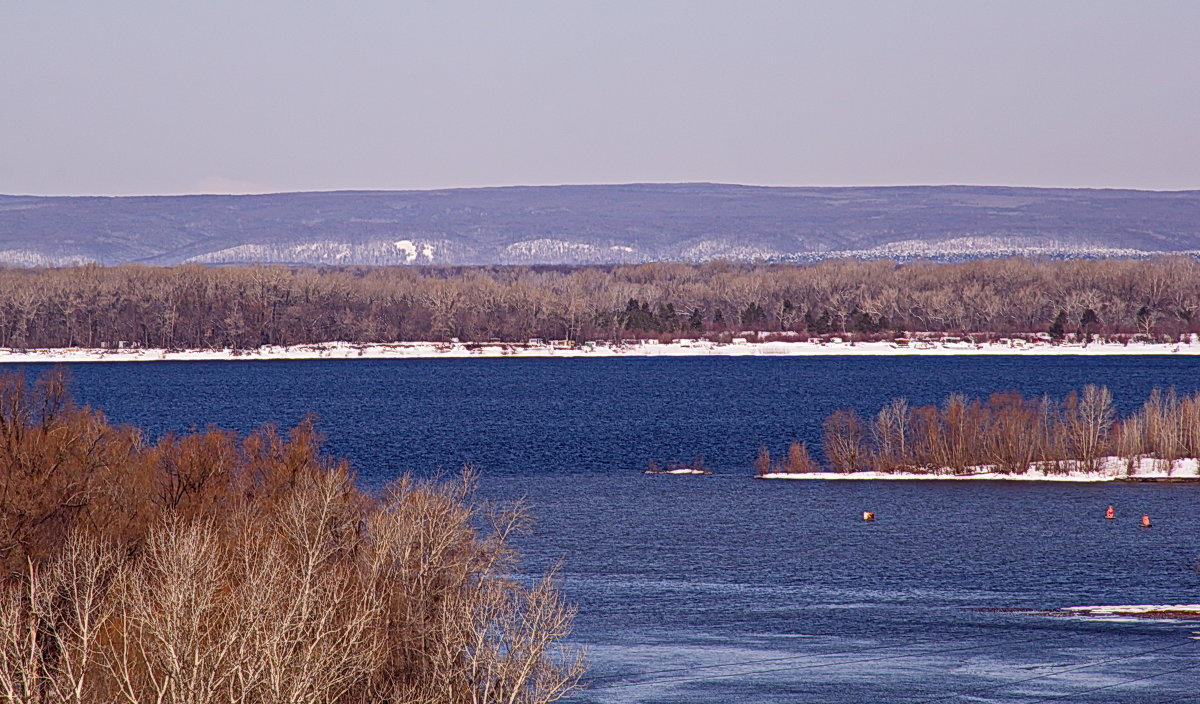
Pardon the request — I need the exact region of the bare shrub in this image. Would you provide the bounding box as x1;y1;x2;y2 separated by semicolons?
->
0;533;120;704
981;393;1041;474
870;399;911;473
1064;385;1115;471
783;441;817;474
1113;415;1144;475
823;410;867;473
754;447;772;477
0;370;585;704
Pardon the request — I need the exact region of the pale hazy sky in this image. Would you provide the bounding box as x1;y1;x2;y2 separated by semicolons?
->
2;1;1198;195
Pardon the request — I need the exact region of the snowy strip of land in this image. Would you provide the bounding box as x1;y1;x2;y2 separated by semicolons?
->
0;338;1197;363
1061;605;1200;620
761;458;1200;482
644;467;711;475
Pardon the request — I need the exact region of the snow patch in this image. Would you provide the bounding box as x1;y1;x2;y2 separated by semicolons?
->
644;467;711;475
761;457;1200;482
1061;605;1200;621
781;236;1168;263
681;240;779;261
393;239;418;263
187;239;439;265
3;338;1200;365
0;250;96;267
1064;604;1200;615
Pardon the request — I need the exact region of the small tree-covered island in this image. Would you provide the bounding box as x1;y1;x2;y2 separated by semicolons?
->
757;386;1200;481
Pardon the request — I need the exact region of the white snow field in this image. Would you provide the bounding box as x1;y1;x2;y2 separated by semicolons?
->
761;458;1200;482
0;337;1197;363
644;467;711;475
1060;604;1200;621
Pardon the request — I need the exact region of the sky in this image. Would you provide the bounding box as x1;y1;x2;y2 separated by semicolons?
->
2;1;1199;195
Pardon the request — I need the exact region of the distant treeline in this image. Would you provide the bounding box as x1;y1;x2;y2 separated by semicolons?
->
0;370;583;704
756;385;1200;476
1;257;1198;349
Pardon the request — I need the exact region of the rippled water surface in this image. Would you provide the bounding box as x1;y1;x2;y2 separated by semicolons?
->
18;356;1200;702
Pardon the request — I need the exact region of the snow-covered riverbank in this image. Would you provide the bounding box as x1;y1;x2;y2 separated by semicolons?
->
760;457;1200;482
0;337;1197;363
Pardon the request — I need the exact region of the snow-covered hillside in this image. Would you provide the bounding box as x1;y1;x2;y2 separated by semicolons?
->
1;184;1198;266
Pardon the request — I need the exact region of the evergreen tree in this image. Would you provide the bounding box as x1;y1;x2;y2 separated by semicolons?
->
806;309;833;335
852;307;883;334
1049;310;1068;340
657;302;677;331
740;302;767;328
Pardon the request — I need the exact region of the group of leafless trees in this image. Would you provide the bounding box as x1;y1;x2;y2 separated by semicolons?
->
754;442;818;477
1;256;1198;349
808;385;1200;475
0;370;584;704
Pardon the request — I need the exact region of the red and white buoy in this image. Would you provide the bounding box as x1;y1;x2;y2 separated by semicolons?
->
863;511;875;522
1142;514;1152;528
1105;505;1114;520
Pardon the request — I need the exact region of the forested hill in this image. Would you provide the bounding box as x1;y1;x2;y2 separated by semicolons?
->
1;184;1198;267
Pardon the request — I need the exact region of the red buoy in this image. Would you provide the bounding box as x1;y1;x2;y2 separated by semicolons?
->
1105;505;1114;520
1142;514;1152;528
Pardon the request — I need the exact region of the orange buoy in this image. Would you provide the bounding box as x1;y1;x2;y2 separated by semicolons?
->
1105;505;1114;520
1142;514;1152;528
863;511;875;522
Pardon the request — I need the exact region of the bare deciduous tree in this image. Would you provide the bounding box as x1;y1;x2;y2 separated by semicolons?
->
0;258;1198;349
810;385;1200;479
0;371;585;704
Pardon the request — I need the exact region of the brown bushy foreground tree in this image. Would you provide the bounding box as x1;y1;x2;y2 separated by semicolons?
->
0;370;584;704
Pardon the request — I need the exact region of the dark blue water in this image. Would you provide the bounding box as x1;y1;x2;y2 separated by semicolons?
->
16;357;1200;702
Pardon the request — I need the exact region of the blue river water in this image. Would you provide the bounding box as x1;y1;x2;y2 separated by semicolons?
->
12;356;1200;702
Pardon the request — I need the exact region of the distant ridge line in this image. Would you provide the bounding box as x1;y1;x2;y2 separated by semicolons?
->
7;182;1200;199
0;183;1197;266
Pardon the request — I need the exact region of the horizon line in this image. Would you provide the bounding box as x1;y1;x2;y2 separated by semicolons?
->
6;181;1200;199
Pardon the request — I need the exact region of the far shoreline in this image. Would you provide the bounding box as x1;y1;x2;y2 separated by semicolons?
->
0;338;1197;364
